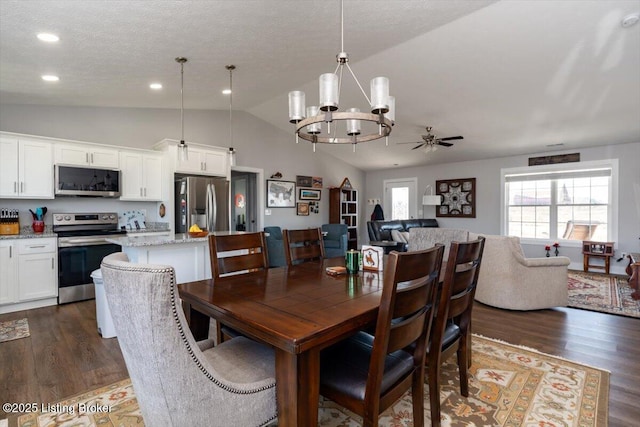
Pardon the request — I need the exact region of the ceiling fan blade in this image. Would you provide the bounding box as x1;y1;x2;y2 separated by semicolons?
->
411;143;426;150
436;141;454;147
396;141;424;145
439;136;463;141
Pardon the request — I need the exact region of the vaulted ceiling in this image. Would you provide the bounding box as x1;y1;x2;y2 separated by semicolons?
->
1;0;639;171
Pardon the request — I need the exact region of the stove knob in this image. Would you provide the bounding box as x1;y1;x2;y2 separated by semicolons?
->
55;215;63;221
102;215;109;220
64;215;71;221
109;214;116;220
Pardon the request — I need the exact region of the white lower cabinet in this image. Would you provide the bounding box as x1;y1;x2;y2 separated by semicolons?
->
0;238;58;314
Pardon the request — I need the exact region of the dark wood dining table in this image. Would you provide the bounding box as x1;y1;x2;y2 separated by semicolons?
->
178;257;385;426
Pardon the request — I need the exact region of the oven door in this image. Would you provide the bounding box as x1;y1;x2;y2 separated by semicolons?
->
58;242;121;304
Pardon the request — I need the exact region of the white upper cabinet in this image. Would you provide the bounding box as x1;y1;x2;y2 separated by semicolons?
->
175;146;227;176
119;150;163;201
55;142;119;168
0;135;54;199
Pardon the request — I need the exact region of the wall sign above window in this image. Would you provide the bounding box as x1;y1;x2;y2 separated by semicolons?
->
436;178;476;218
528;153;580;166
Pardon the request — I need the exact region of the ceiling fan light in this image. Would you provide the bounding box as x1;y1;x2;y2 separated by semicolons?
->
288;91;306;123
319;73;339;112
370;77;389;114
346;108;361;135
306;106;321;134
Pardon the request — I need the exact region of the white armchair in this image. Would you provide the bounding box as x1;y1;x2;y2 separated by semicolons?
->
469;233;570;310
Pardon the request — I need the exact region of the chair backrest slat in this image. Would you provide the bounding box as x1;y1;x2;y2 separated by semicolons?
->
208;232;269;278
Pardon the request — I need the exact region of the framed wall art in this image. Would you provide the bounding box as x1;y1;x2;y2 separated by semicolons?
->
266;180;296;208
299;188;321;201
296;175;313;188
312;177;323;188
436;178;476;218
296;202;310;216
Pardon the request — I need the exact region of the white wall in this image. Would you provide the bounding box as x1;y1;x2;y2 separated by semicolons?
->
0;104;365;231
365;142;640;274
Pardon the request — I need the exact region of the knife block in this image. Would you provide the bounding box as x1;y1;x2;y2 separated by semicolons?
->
0;222;20;235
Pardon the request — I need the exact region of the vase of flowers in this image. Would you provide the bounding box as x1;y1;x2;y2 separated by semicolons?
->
545;245;551;257
553;242;560;256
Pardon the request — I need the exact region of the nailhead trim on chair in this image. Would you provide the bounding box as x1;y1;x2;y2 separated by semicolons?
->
103;262;277;400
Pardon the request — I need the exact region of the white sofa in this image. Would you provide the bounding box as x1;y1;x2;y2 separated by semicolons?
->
469;233;570;310
408;228;470;258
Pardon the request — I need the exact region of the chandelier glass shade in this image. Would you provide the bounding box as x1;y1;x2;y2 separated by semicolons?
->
287;0;395;151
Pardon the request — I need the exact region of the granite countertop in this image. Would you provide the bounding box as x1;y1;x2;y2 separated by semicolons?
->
106;231;241;247
106;233;208;247
0;226;57;240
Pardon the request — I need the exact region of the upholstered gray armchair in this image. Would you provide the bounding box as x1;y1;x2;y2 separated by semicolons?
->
264;226;287;267
100;253;277;427
321;223;348;258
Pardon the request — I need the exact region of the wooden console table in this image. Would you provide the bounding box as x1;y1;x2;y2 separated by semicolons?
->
582;241;614;274
626;253;640;300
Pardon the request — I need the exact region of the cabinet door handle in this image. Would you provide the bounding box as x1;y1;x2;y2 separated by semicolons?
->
9;246;11;258
144;188;147;197
28;245;46;249
52;258;54;269
14;182;17;193
20;182;24;193
86;153;89;163
91;153;94;163
140;188;143;197
203;162;207;171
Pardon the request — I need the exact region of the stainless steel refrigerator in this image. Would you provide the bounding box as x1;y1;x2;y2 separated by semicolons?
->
175;174;230;233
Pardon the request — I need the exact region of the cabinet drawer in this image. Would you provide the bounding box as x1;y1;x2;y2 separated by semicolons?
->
17;238;56;254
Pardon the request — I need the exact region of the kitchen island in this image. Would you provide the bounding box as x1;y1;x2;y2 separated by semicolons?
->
105;233;216;283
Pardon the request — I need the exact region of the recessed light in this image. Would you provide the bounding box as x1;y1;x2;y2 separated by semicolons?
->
222;89;232;95
149;83;163;90
37;33;59;42
621;13;639;28
41;75;59;82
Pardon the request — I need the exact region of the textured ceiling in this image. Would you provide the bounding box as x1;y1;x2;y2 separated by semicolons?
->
1;0;639;171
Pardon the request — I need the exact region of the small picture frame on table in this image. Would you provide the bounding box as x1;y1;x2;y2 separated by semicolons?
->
361;245;384;271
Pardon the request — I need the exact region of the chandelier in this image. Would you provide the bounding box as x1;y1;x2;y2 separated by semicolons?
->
288;0;395;152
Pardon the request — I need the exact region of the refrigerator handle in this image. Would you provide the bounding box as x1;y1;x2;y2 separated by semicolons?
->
207;183;217;231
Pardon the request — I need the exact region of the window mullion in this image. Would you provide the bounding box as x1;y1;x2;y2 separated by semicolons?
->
550;180;558;240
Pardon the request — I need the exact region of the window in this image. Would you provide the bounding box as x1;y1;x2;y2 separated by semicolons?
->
502;160;617;243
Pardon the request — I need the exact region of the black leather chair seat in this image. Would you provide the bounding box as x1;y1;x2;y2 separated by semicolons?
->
320;331;414;401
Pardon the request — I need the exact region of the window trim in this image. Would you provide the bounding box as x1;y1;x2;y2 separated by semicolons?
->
500;159;618;247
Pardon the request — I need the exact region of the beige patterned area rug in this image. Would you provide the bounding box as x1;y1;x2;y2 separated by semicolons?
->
0;318;30;343
4;335;609;426
568;270;640;318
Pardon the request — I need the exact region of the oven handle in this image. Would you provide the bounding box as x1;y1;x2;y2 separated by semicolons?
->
58;238;114;247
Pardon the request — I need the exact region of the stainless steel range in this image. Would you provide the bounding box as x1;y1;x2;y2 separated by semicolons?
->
53;212;126;304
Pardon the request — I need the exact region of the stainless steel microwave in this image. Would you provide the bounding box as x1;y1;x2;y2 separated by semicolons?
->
55;165;121;197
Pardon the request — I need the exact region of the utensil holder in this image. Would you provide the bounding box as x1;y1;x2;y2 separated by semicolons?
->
32;221;45;233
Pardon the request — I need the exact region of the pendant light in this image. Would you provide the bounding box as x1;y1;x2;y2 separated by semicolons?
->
226;65;236;167
175;57;188;161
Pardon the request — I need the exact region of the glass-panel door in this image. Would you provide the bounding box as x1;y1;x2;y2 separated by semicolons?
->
383;178;418;220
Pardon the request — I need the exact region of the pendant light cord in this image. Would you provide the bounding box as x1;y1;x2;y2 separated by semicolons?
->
180;61;185;142
229;66;233;147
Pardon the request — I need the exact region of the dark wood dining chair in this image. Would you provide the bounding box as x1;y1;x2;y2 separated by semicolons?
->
282;227;326;266
207;232;269;343
319;245;445;427
427;236;485;427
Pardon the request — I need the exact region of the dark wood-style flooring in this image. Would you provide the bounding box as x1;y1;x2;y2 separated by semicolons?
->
1;299;639;424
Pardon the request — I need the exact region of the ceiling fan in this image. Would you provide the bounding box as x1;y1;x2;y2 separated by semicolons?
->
398;127;463;151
